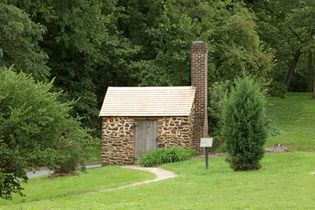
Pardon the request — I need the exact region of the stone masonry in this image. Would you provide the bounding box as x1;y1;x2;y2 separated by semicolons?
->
101;117;135;165
190;41;209;152
101;111;194;165
157;115;193;149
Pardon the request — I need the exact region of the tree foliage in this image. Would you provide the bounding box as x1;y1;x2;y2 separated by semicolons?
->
2;0;276;136
0;2;49;80
6;0;137;133
0;67;91;199
1;0;314;197
221;76;267;171
246;0;315;95
201;2;274;85
2;0;313;133
123;0;198;86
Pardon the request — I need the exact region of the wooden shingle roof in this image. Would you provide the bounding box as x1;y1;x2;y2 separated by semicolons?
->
99;86;195;117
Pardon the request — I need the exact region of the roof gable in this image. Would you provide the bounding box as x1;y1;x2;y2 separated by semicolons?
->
99;86;195;117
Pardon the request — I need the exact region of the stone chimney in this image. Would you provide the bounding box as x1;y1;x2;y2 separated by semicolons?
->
190;41;208;151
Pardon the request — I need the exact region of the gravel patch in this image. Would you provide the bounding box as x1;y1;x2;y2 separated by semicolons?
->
27;164;102;179
265;144;288;152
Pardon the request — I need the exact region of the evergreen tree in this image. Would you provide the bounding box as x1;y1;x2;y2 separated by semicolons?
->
221;76;267;171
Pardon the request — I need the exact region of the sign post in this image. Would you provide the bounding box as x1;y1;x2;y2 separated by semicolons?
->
200;138;213;170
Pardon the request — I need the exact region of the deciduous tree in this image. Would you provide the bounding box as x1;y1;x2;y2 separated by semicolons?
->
0;67;91;199
0;2;49;80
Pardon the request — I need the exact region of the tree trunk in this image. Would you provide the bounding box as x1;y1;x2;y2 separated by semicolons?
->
286;49;302;90
309;51;315;99
307;51;313;91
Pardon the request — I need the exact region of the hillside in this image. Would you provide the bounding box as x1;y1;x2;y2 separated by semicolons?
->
267;92;315;151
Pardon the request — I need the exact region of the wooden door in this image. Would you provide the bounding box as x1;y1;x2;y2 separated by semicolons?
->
134;120;157;160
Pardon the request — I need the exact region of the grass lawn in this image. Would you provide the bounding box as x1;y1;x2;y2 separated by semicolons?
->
0;167;154;209
0;152;314;209
1;92;314;209
267;92;315;151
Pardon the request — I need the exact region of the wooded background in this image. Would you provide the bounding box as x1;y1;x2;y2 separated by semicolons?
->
1;0;315;136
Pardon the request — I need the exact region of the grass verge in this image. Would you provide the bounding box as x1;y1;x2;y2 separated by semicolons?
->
1;152;314;209
0;166;154;208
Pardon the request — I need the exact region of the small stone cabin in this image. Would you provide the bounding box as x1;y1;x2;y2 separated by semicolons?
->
99;41;208;165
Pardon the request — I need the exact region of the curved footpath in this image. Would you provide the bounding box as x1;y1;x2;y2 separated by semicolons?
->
96;165;177;193
27;165;177;193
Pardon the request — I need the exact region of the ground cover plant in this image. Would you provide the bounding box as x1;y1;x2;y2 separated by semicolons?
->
139;147;195;167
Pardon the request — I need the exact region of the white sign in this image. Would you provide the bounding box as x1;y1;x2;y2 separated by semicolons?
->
200;138;213;147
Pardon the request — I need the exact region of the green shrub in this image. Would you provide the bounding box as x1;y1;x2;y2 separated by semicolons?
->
269;81;287;98
208;80;231;125
0;67;91;199
208;81;231;151
139;147;195;167
221;76;267;171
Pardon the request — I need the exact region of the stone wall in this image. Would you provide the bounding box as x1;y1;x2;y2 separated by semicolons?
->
101;117;135;166
101;111;195;165
157;115;193;149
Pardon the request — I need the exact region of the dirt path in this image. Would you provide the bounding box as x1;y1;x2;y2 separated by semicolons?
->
95;165;177;193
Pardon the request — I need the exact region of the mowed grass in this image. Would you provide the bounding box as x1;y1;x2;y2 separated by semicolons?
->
0;167;154;209
1;152;314;209
267;92;315;151
1;92;315;209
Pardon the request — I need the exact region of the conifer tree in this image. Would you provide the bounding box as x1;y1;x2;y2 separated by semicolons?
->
221;76;267;171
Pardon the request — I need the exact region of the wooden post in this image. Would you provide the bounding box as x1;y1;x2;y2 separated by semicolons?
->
205;147;209;170
200;138;213;170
